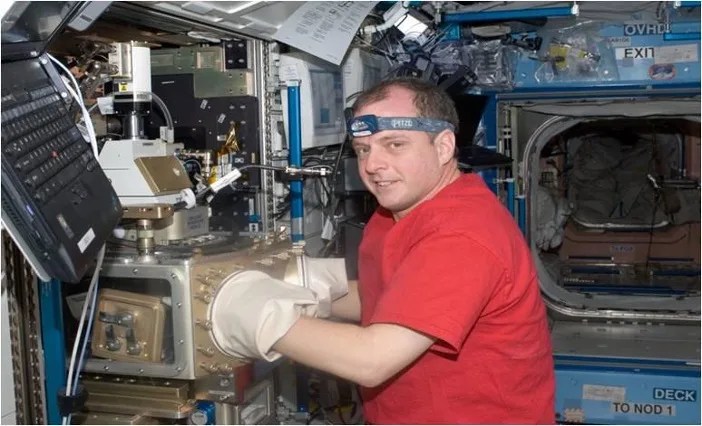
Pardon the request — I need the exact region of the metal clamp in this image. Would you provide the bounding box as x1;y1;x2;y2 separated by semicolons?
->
98;311;134;328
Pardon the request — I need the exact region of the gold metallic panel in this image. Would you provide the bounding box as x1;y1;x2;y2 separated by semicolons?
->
91;289;166;363
188;238;297;379
121;204;174;220
134;156;192;194
72;412;159;425
81;376;191;419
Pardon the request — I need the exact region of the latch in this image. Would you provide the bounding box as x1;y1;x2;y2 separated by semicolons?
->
98;311;134;328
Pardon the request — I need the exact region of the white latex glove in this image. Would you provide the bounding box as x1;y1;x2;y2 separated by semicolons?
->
284;256;349;318
209;270;319;361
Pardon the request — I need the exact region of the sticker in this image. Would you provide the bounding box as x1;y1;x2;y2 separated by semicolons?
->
562;408;585;423
217;113;226;124
624;22;668;36
610;244;634;253
280;63;301;81
653;388;697;402
583;384;626;402
118;82;129;92
615;47;655;60
77;228;95;253
655;44;698;64
189;410;208;425
200;99;208;110
56;213;74;239
649;63;676;80
611;402;676;416
608;36;632;48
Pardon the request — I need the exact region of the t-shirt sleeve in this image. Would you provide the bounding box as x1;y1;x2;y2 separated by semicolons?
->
368;232;506;354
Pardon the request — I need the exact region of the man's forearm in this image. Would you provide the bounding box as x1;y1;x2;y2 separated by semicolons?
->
330;280;361;321
272;316;433;388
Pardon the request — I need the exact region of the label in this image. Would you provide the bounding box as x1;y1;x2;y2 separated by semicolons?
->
77;228;95;253
583;384;626;402
189;409;208;425
280;64;301;81
200;99;208;110
653;388;697;402
624;22;668;36
608;36;632;47
56;213;74;239
655;44;698;64
217;113;226;124
610;244;634;253
118;82;129;92
186;214;206;231
611;402;676;416
616;47;655;60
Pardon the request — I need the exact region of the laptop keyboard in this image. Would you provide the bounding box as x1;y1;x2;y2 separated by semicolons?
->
1;85;97;205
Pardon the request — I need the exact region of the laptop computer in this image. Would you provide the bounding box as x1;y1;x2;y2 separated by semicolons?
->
1;1;122;283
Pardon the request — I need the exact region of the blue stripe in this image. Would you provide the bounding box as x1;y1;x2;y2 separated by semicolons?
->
444;6;575;23
287;84;304;242
555;354;700;368
556;362;700;378
39;279;66;425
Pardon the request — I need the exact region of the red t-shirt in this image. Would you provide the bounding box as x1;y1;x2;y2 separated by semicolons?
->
358;174;555;424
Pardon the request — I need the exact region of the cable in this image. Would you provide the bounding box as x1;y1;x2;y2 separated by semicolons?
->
644;192;660;275
48;54;99;158
151;92;174;130
64;83;99;158
353;35;396;58
62;244;106;425
48;54;82;104
71;246;104;390
183;159;202;173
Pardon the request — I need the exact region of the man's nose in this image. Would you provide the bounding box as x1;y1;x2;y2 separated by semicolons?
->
363;148;387;174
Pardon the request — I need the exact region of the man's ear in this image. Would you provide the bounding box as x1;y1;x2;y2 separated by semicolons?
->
434;130;456;165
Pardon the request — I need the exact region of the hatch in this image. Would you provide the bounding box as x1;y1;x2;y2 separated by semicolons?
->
513;96;700;323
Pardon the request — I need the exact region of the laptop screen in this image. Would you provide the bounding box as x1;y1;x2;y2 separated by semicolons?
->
1;1;80;61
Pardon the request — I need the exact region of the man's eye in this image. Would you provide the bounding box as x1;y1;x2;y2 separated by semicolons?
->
354;146;369;156
389;142;404;149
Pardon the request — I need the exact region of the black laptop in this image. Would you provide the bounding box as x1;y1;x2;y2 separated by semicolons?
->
1;1;122;283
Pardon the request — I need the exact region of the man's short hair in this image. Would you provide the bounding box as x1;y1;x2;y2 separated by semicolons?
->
351;77;460;134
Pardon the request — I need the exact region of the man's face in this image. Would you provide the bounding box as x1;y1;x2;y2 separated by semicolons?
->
351;87;456;220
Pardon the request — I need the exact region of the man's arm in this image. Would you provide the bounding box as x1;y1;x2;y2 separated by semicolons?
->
330;280;360;322
272;316;434;388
